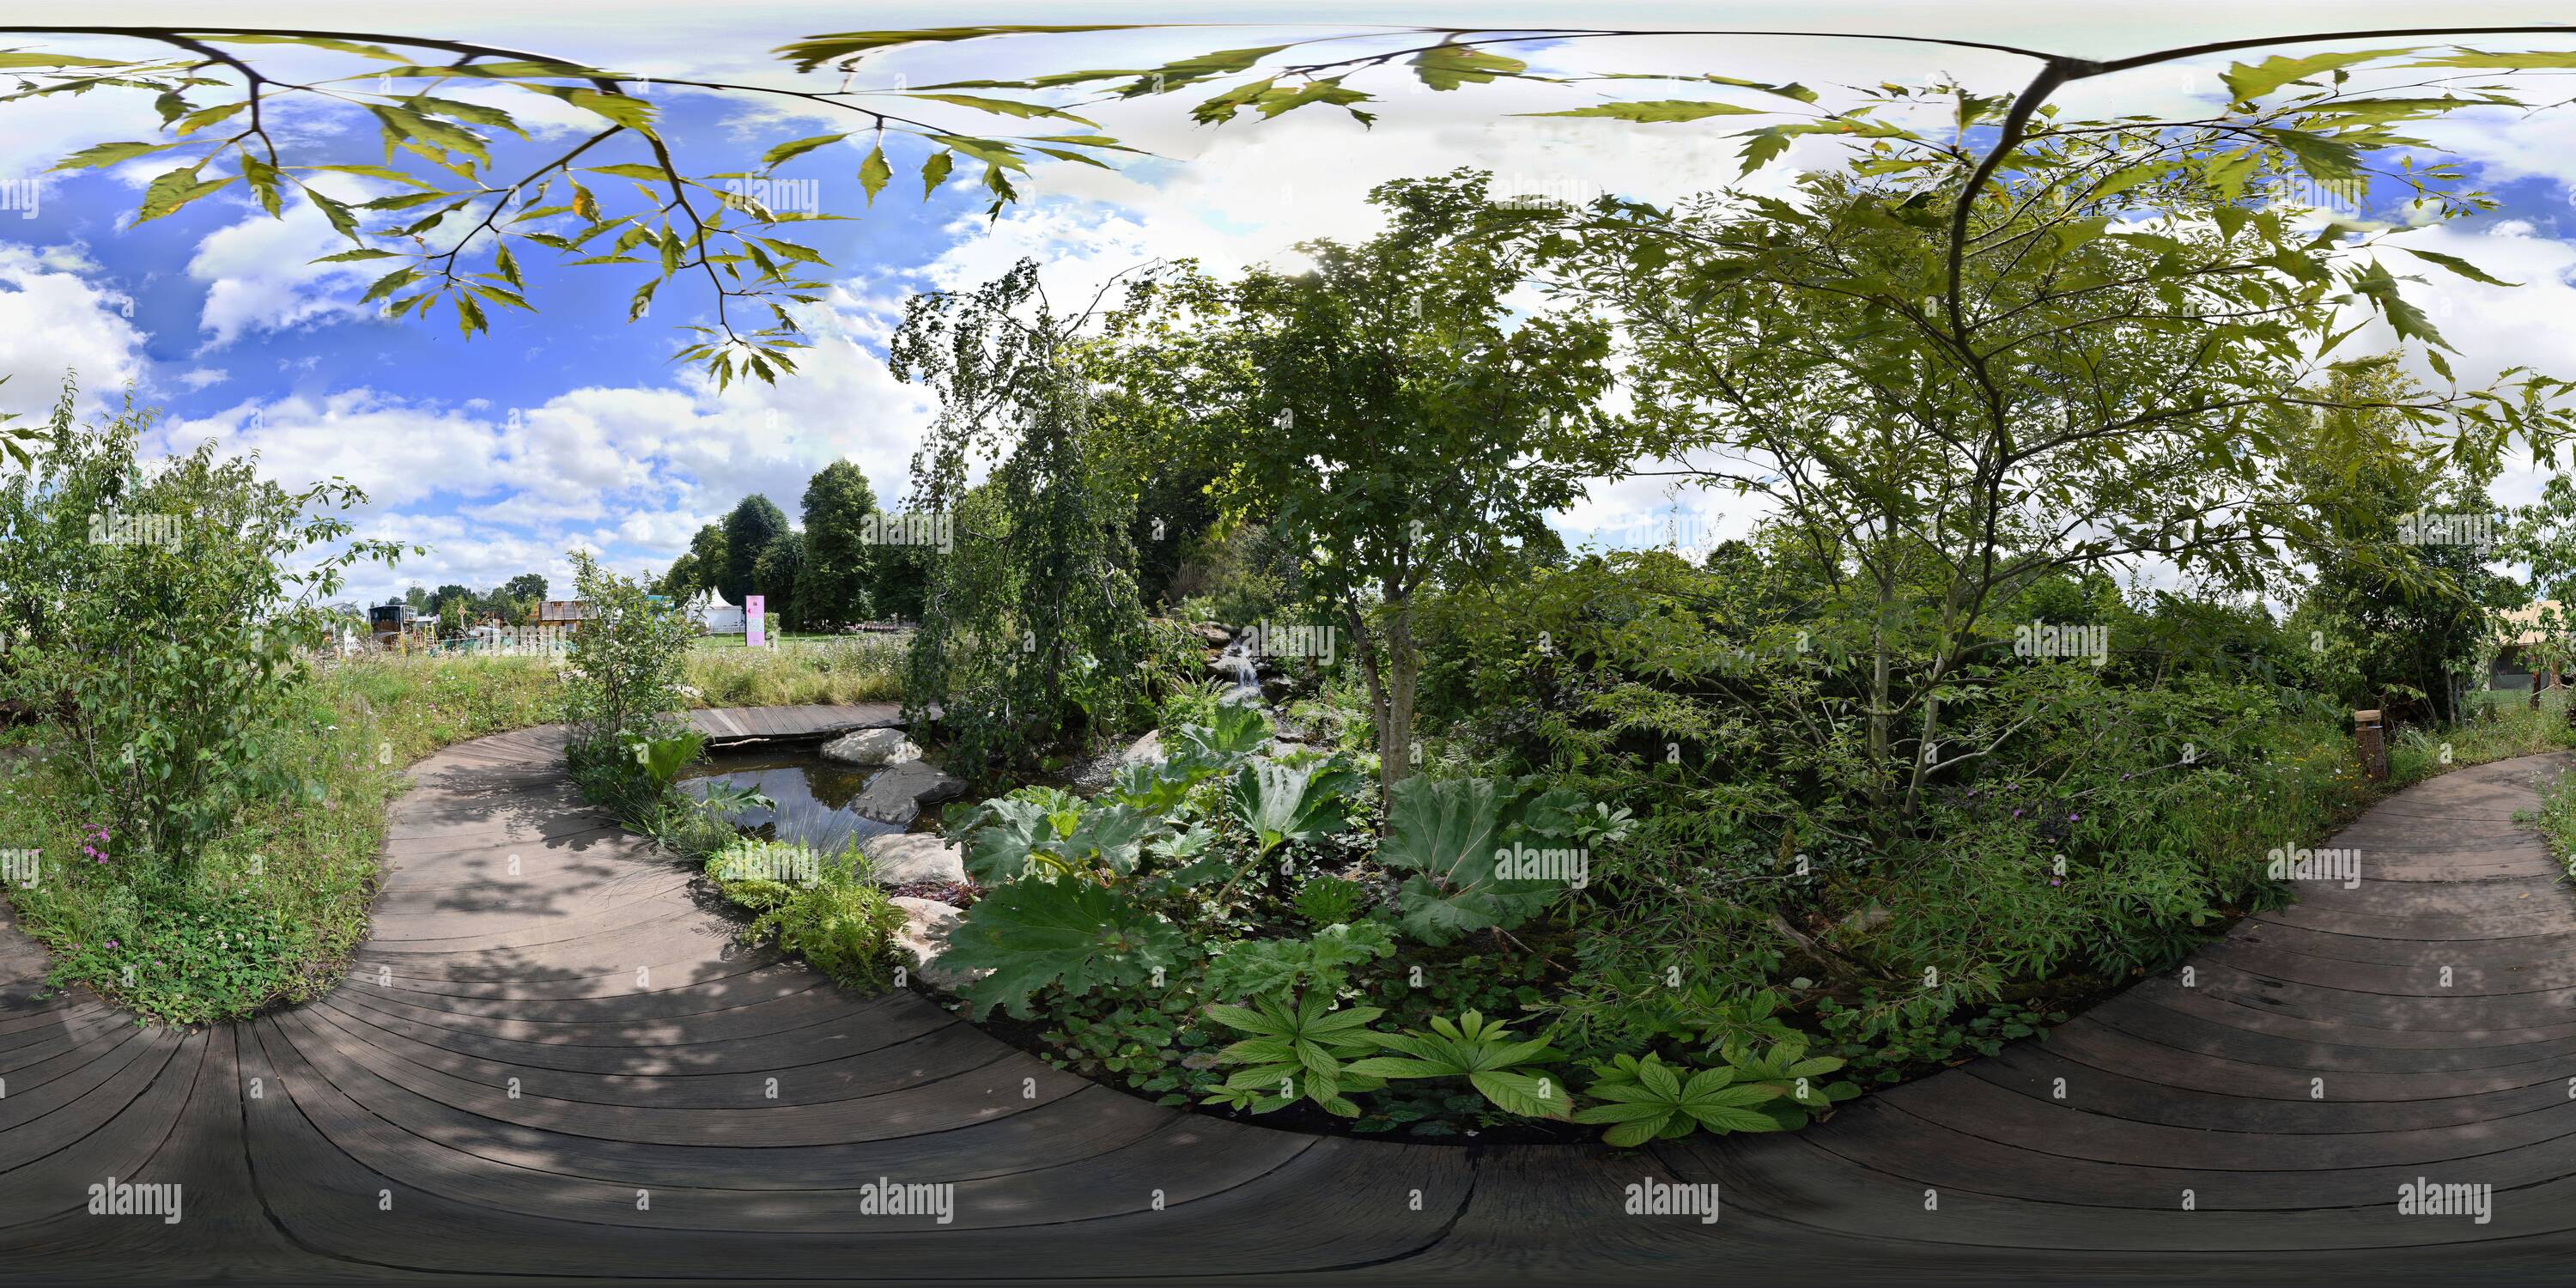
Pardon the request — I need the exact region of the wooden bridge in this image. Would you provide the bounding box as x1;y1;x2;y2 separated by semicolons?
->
4;714;2574;1283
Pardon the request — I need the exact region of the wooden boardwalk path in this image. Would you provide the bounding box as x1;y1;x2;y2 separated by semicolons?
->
5;720;2576;1284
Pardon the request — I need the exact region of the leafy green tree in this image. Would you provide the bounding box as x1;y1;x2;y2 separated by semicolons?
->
0;388;400;871
799;459;879;628
867;533;937;624
718;494;789;607
1523;106;2570;821
561;549;694;749
893;259;1150;775
658;522;727;603
2286;372;2508;722
1127;174;1618;805
751;529;806;632
499;572;547;601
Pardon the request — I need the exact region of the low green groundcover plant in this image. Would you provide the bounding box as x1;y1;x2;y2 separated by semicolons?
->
705;837;908;993
0;653;563;1023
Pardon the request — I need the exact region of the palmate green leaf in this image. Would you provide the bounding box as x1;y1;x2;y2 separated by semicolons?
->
1226;756;1359;854
1412;45;1528;92
939;874;1185;1018
1171;701;1271;762
1523;100;1765;123
957;793;1054;883
1202;921;1394;1000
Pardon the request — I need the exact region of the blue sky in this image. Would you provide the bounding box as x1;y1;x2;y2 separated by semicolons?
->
7;2;2576;605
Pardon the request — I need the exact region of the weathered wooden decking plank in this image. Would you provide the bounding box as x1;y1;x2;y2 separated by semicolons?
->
3;723;2573;1282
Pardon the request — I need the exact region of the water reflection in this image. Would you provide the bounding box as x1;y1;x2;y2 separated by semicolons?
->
679;748;905;853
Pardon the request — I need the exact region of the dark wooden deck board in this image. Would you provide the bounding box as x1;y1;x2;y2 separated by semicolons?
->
5;723;2575;1281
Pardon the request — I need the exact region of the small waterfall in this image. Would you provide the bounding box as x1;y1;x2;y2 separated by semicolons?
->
1218;635;1263;706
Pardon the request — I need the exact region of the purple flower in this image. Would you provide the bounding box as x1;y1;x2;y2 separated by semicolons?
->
2013;809;2023;817
2069;812;2081;822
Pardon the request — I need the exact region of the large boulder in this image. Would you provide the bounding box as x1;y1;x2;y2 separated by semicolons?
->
890;896;984;993
853;759;965;825
1117;729;1165;767
822;726;921;767
861;832;966;885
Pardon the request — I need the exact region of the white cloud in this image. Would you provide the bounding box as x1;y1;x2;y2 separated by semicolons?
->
0;241;145;417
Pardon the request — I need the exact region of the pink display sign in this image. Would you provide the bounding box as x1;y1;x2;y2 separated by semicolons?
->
745;594;766;647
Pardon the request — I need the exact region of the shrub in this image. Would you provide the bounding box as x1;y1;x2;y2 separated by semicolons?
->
0;392;396;872
561;550;694;750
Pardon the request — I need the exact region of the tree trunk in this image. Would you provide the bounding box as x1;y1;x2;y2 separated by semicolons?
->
1382;600;1418;798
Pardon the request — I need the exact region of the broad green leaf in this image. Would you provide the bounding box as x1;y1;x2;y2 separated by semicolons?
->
2221;49;2417;103
305;186;362;240
762;133;848;168
778;26;1139;73
1523;100;1765;123
49;140;171;172
136;166;231;222
908;92;1097;125
1412;46;1527;92
858;144;891;203
2393;244;2518;287
1227;756;1359;854
940;875;1185;1018
921;149;955;197
0;52;126;69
